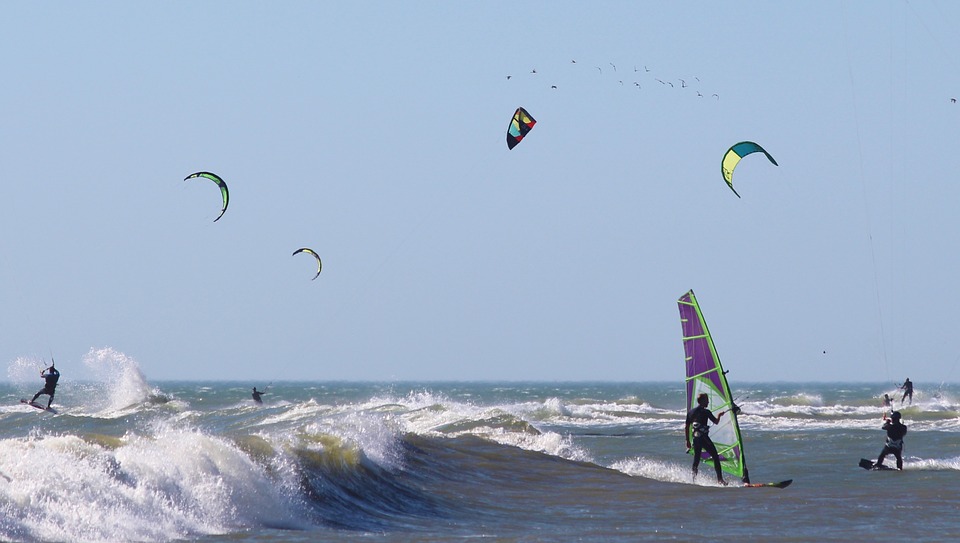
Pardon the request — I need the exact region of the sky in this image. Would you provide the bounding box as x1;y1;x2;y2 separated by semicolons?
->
2;1;960;383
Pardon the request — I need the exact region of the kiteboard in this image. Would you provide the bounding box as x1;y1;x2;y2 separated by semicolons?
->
20;399;57;414
859;458;898;471
744;479;793;489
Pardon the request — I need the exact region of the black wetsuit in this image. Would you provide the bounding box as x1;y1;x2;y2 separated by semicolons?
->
31;367;60;408
876;420;908;470
252;388;265;404
900;380;913;405
686;405;724;482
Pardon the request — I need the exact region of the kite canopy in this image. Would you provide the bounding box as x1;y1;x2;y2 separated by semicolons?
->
292;248;322;280
720;141;778;198
506;107;536;150
184;171;229;222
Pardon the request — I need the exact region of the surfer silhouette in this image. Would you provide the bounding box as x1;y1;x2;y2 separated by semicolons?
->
899;378;913;405
685;393;727;485
252;387;267;404
31;363;60;409
875;411;908;470
882;393;893;408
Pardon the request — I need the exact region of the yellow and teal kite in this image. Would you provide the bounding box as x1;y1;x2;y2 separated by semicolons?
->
721;142;778;198
184;171;229;222
506;107;536;150
292;248;322;280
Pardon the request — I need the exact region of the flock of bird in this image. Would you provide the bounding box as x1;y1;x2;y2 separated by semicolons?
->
505;59;720;100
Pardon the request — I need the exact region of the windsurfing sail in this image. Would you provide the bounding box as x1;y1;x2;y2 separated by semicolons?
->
506;107;536;150
678;289;749;483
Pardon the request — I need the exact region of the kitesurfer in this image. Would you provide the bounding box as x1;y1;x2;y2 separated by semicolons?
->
899;378;913;405
882;393;893;408
31;363;60;409
875;411;908;470
685;392;727;485
252;387;267;404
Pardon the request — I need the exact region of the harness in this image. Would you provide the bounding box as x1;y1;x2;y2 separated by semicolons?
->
691;422;710;439
884;421;906;450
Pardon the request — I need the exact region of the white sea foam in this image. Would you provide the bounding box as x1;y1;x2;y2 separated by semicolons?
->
0;427;303;542
903;456;960;471
332;391;597;464
611;456;729;487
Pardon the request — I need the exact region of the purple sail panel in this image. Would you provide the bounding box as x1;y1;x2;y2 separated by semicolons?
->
679;292;725;399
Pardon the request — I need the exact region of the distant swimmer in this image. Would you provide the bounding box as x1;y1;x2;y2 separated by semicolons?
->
31;362;60;409
875;411;908;470
252;387;267;404
882;393;893;408
899;378;913;405
685;392;727;485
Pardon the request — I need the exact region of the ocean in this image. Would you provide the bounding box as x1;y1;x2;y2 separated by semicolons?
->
1;360;958;542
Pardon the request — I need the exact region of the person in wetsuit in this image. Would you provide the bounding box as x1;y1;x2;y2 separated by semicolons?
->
899;378;913;405
252;387;267;404
882;393;893;408
685;392;727;485
31;363;60;409
876;411;908;470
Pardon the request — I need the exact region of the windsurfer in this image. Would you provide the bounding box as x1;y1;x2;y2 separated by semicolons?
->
875;411;908;470
685;392;727;485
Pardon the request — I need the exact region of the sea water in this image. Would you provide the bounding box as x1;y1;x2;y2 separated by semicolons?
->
1;354;958;541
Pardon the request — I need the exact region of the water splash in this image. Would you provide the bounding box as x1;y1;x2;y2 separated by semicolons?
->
6;355;45;384
612;456;729;486
81;347;156;412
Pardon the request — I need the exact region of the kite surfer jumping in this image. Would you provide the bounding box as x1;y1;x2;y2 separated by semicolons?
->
31;363;60;409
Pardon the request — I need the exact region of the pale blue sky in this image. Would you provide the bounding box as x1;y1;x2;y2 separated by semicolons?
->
2;2;959;382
